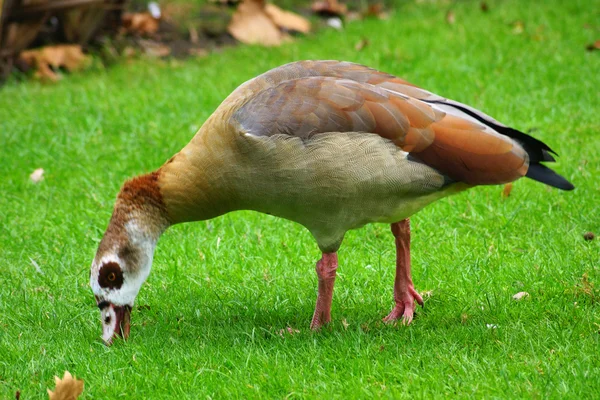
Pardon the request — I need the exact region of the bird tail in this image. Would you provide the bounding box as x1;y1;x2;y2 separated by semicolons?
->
508;129;575;191
478;124;574;191
421;99;574;191
525;163;574;191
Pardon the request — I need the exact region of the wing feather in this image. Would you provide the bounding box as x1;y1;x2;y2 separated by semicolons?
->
231;76;529;185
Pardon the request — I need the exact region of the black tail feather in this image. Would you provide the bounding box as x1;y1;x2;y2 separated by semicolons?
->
421;99;573;190
541;149;556;162
525;164;574;191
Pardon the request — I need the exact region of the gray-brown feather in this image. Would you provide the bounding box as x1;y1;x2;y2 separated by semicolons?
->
230;132;458;252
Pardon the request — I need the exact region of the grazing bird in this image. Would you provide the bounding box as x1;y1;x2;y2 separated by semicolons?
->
90;60;573;344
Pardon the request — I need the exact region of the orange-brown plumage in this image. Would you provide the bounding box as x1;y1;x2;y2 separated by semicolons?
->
90;60;573;344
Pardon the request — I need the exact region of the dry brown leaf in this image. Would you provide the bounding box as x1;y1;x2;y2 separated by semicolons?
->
47;371;84;400
445;10;456;24
311;0;347;17
19;45;89;81
30;168;44;183
264;3;311;34
480;2;489;12
585;40;600;51
512;291;530;301
354;38;369;51
228;0;285;46
502;182;513;198
122;12;160;36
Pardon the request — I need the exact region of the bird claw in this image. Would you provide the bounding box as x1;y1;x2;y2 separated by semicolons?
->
383;285;423;325
310;312;330;330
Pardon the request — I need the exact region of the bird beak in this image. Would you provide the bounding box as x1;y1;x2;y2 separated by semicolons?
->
99;302;131;345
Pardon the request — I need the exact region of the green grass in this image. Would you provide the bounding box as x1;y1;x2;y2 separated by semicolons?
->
1;0;599;397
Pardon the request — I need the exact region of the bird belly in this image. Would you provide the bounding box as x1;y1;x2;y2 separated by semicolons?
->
235;132;463;250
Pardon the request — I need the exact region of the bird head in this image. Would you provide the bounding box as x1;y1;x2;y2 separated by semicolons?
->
90;223;156;344
90;173;169;344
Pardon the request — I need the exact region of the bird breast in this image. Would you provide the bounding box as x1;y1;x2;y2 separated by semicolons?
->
231;131;463;249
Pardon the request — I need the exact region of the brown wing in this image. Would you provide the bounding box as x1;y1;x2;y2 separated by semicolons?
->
229;60;418;101
231;77;529;186
229;60;555;164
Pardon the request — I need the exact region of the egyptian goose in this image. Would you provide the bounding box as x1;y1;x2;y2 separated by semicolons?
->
90;60;573;344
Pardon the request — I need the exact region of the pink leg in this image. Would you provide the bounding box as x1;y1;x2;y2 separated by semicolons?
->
383;219;424;325
310;252;338;330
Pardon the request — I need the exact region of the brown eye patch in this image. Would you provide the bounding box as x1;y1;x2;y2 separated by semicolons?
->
98;262;124;289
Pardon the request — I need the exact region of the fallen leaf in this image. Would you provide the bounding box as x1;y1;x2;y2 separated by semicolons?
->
512;291;529;301
480;2;489;12
502;182;513;198
446;10;455;24
30;168;44;183
47;371;84;400
15;391;20;400
311;0;347;17
228;0;285;46
583;232;595;241
354;38;369;51
19;46;89;81
421;290;433;298
122;12;160;36
264;3;311;34
585;40;600;51
461;313;468;324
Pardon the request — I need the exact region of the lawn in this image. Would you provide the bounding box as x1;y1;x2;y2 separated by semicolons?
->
1;0;599;398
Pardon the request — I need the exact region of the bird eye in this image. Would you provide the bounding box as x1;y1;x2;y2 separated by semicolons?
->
98;262;124;289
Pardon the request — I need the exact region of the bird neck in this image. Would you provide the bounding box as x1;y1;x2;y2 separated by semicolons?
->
94;173;169;289
101;172;170;247
157;120;241;224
